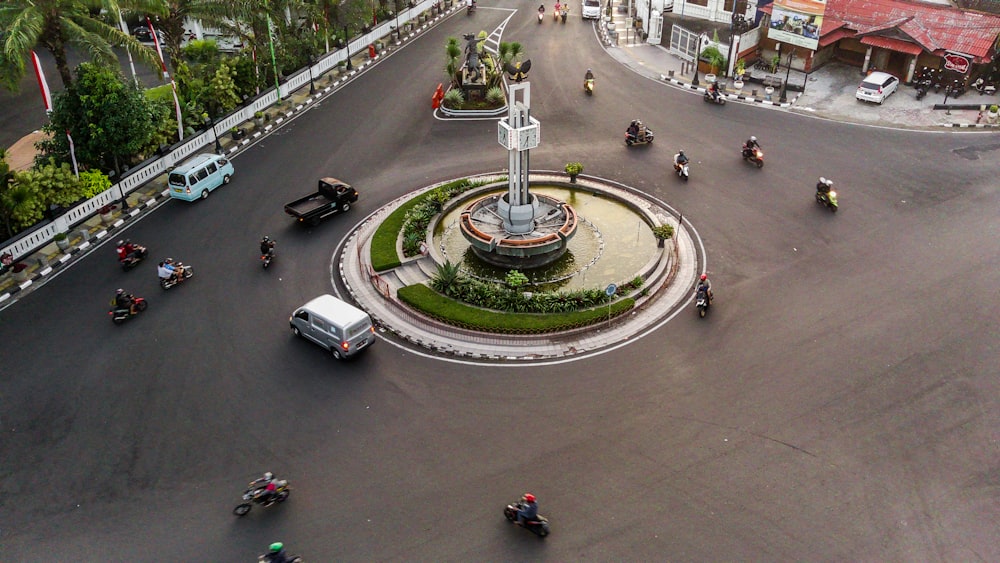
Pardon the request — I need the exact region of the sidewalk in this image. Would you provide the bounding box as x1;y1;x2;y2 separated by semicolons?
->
603;33;995;129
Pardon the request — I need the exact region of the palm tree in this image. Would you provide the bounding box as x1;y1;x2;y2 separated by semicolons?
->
0;0;167;91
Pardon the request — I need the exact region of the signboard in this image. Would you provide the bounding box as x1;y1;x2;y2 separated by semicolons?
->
767;0;828;51
943;52;971;74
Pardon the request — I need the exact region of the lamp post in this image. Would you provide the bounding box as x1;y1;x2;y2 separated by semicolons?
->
693;33;707;86
779;48;794;103
307;51;316;94
343;25;353;70
204;113;223;154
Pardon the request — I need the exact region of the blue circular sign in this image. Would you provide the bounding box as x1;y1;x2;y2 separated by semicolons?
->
605;283;617;297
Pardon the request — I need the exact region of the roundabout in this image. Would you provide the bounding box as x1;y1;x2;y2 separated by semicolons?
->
338;171;705;363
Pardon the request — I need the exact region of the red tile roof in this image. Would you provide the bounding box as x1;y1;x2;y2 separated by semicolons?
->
819;27;853;47
860;35;924;55
825;0;1000;60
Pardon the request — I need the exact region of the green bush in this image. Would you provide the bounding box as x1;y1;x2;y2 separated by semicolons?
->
485;86;505;104
78;169;111;199
442;88;464;108
398;284;635;333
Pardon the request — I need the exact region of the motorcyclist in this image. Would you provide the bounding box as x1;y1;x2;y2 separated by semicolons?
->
466;0;475;11
516;493;539;525
708;81;720;101
114;288;136;315
584;68;594;90
554;1;561;18
743;135;760;157
260;236;275;257
157;260;175;282
538;4;545;15
116;240;128;262
816;177;832;195
697;273;713;304
673;150;689;169
627;120;640;141
249;471;278;504
262;542;291;563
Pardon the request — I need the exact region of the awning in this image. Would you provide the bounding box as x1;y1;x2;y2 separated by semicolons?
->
819;28;852;48
859;35;924;56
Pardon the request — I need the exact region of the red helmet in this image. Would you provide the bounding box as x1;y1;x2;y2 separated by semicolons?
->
700;274;707;281
523;493;536;503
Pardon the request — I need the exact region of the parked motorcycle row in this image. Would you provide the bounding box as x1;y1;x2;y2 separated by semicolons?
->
911;66;997;100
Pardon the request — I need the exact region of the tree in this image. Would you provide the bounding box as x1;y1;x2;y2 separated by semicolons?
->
0;0;167;91
36;63;159;175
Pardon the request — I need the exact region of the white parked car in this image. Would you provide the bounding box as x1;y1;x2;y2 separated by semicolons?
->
856;71;899;104
581;0;601;19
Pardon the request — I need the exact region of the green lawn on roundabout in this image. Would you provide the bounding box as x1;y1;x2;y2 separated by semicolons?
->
369;176;645;333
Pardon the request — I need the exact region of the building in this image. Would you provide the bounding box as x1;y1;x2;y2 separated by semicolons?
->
757;0;1000;83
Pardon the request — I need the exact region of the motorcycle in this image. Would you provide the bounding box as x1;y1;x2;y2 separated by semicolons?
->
109;296;148;325
695;287;710;318
584;78;594;95
553;7;560;21
262;248;275;269
915;79;931;100
703;90;726;105
504;500;550;537
674;161;690;181
815;189;838;213
159;263;194;289
537;10;544;23
119;245;148;271
624;126;654;146
466;0;475;14
258;554;302;563
561;7;568;22
741;144;764;168
234;479;292;516
973;77;996;95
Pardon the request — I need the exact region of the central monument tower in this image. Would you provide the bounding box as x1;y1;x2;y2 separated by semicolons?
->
459;83;578;268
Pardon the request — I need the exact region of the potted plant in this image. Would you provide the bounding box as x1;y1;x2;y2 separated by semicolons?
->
253;111;265;127
988;104;998;123
565;162;584;182
230;126;245;140
98;203;116;224
54;232;71;252
734;59;746;79
12;262;29;282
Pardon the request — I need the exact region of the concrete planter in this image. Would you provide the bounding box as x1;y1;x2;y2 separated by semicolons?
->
56;238;71;252
100;212;114;225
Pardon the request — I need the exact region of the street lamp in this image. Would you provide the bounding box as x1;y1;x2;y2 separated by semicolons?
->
343;25;353;70
204;113;222;154
693;34;707;86
779;49;794;103
307;51;316;94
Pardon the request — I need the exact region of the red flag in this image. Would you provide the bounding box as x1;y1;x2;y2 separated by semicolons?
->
30;51;52;114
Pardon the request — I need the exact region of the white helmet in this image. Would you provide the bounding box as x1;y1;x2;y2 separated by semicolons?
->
819;177;826;184
750;135;757;142
826;179;834;187
264;472;273;480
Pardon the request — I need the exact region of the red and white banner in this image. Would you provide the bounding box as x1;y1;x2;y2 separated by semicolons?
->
30;51;53;114
147;17;184;140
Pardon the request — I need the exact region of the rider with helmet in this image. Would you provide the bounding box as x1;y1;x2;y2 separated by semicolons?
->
697;273;713;304
516;493;539;525
114;288;136;315
816;177;832;195
260;236;275;257
249;471;279;504
584;68;595;91
743;135;761;157
673;149;689;168
262;542;291;563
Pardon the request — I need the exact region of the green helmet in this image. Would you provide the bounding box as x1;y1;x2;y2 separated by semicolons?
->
269;542;284;553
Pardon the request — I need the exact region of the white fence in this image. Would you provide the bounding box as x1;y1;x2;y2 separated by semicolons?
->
1;0;440;265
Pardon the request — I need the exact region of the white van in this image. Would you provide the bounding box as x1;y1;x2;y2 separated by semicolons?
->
289;294;376;358
167;153;234;201
582;0;601;19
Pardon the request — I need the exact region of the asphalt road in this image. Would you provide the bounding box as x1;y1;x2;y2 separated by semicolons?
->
1;3;998;561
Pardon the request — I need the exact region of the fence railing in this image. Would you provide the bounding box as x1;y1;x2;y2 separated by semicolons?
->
1;0;442;265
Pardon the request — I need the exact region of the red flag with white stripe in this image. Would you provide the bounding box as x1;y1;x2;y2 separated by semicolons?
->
147;18;184;140
30;51;52;114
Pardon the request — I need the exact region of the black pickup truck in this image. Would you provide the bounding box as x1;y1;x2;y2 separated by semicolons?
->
284;178;359;226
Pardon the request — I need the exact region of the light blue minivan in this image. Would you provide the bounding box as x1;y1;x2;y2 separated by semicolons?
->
167;153;234;201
